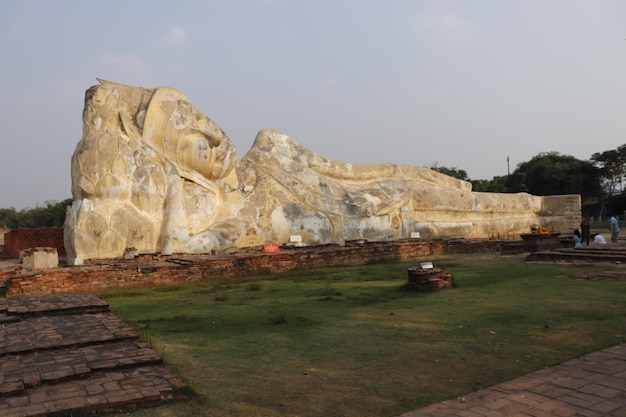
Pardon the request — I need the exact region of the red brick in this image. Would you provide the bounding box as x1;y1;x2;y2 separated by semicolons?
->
6;395;29;407
23;402;49;416
0;381;24;395
47;396;88;414
107;389;145;407
3;227;65;259
29;389;51;404
5;240;499;297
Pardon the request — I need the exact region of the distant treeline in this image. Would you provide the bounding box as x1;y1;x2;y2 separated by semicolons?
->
432;146;626;219
0;199;72;229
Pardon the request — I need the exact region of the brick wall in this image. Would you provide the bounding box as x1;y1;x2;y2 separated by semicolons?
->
3;228;65;259
4;239;505;298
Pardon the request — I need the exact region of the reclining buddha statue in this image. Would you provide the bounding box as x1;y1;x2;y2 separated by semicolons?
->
64;80;580;263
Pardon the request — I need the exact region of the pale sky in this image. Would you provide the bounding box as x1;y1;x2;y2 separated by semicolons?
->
1;0;625;209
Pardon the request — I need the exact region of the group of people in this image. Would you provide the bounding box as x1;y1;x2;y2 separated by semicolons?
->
573;214;620;248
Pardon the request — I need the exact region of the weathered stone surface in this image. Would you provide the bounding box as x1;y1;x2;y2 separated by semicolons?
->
20;247;58;270
64;80;581;263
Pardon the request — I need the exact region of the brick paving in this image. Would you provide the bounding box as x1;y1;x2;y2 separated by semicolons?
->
399;343;626;417
0;294;184;417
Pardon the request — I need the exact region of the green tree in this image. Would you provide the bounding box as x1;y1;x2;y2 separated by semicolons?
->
591;147;626;196
42;199;73;227
471;176;508;193
430;163;470;181
0;199;72;229
504;171;527;193
508;152;602;203
0;208;19;228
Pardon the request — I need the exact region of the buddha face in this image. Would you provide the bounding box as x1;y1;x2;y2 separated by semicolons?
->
84;81;237;182
141;87;237;181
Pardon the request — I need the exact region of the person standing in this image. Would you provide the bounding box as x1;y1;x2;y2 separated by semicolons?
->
610;214;620;243
580;216;590;245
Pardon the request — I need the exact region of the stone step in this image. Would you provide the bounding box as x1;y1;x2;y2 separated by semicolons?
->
0;312;139;357
0;294;184;416
0;293;109;317
0;340;163;396
526;246;626;263
0;364;184;417
0;312;20;324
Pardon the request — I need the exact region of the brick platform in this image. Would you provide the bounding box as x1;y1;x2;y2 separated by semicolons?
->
406;267;453;291
0;294;184;416
526;244;626;263
398;343;626;417
2;239;510;298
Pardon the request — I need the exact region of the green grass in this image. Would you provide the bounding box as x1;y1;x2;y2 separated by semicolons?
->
99;254;626;417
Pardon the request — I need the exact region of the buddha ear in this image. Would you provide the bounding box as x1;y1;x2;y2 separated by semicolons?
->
120;111;141;141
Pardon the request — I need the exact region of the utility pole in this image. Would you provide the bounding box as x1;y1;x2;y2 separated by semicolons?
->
507;156;510;175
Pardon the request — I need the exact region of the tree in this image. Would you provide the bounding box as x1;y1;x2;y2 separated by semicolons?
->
0;208;19;228
504;170;527;193
508;152;602;203
591;147;626;196
430;163;470;181
471;176;508;193
0;199;72;229
42;199;73;227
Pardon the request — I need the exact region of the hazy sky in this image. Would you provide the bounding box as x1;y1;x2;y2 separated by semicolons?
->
1;0;625;209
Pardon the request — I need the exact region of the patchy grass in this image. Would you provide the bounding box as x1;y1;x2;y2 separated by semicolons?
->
99;254;626;417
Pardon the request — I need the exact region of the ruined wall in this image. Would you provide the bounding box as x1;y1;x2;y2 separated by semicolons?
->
540;195;582;233
3;228;65;259
4;239;505;297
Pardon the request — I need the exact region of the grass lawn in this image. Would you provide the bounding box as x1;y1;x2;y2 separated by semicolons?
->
99;253;626;417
